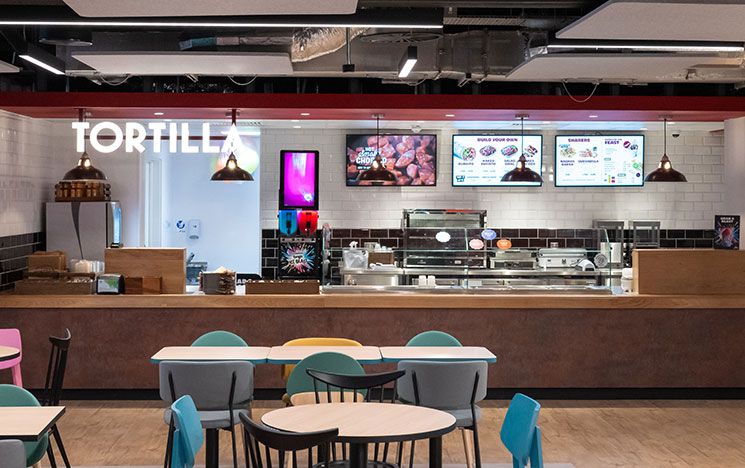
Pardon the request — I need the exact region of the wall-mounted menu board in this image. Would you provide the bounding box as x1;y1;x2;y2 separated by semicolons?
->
346;134;437;186
452;134;543;186
555;135;645;187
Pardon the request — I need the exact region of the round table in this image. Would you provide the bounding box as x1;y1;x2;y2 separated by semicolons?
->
262;402;456;468
0;346;20;362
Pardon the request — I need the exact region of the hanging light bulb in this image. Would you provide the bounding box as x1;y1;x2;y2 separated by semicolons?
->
501;116;543;184
63;108;107;181
211;108;254;182
645;117;687;182
357;114;397;185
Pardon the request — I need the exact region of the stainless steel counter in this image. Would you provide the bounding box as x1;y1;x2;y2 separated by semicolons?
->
322;285;614;295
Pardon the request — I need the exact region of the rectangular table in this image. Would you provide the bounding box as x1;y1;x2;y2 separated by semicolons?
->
0;406;65;442
267;346;383;364
380;346;497;363
150;346;271;363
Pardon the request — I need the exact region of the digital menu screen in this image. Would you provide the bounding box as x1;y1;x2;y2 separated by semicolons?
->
555;135;644;187
346;134;437;186
280;150;319;210
452;134;543;186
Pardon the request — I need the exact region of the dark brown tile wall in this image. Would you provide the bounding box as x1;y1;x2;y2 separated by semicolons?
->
260;227;715;280
0;232;45;291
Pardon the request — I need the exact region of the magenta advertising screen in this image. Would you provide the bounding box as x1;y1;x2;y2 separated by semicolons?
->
346;134;437;186
279;150;319;210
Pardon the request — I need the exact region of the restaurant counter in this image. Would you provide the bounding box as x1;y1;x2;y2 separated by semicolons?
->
2;292;745;391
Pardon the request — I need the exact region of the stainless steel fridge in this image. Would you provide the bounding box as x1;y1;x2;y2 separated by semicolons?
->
45;201;122;262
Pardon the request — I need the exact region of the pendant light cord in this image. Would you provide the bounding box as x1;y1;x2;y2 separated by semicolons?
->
663;118;667;154
520;117;525;156
376;115;380;158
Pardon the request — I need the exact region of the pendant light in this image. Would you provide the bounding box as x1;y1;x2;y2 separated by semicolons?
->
501;115;543;184
63;108;107;181
211;108;254;182
357;114;396;185
645;117;687;182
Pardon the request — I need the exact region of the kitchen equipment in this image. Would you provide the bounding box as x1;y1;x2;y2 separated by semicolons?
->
45;201;122;262
297;210;319;236
342;248;369;269
537;248;588;268
402;227;487;268
186;261;208;286
278;210;298;236
594;220;625;264
70;259;104;273
402;209;486;229
576;259;596;271
341;269;401;286
245;280;320;295
490;249;536;269
621;268;634;293
96;273;124;294
278;237;321;279
368;249;394;265
631;220;661;249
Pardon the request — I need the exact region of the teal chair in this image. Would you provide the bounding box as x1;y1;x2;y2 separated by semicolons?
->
286;352;365;404
167;395;205;468
191;331;248;347
500;393;543;468
0;384;49;467
406;330;462;347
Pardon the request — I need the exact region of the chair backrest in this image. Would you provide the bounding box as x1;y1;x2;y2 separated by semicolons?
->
406;330;462;347
286;352;364;397
396;360;487;410
0;440;26;468
0;328;22;368
158;361;254;410
306;369;405;403
280;338;362;382
0;384;49;465
191;330;248;347
170;395;204;468
43;329;71;407
240;412;337;468
500;393;542;468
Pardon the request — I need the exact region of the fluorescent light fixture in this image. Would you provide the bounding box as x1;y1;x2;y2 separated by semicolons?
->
153;112;164;116
300;112;310;116
547;40;744;53
0;20;441;30
445;114;455;117
398;46;418;78
19;54;64;75
589;115;599;118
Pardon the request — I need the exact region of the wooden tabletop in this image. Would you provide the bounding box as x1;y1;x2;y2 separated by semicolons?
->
0;345;20;362
262;403;456;443
380;346;497;363
0;407;65;441
150;346;271;363
267;346;382;364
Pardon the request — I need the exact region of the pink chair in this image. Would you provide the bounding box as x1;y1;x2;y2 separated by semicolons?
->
0;329;22;387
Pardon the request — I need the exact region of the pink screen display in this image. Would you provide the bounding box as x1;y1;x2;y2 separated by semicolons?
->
281;151;318;209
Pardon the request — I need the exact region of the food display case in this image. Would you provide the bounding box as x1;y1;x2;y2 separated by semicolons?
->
323;227;614;294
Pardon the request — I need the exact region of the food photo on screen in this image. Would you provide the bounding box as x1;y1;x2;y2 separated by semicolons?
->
346;134;437;186
452;134;543;187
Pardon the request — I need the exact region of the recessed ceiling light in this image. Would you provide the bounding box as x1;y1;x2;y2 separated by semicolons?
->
293;125;302;129
291;119;299;122
300;112;310;116
589;115;599;118
668;121;676;125
445;114;455;117
417;120;425;123
640;127;648;131
542;121;551;124
153;112;164;116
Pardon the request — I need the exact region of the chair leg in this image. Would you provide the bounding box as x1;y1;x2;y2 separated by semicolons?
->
164;423;175;468
51;425;71;468
471;423;482;468
460;428;474;468
46;443;58;468
230;426;239;468
11;364;22;387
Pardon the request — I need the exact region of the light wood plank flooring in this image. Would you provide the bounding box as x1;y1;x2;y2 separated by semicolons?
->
47;400;745;468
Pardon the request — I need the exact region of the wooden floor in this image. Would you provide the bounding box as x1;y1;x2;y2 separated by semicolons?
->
49;399;745;468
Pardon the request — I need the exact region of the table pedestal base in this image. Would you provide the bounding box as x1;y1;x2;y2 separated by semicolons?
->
206;428;219;468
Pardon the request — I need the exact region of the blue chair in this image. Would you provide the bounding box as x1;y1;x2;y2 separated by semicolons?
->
167;395;205;468
406;330;462;347
191;331;248;347
0;385;50;467
500;393;543;468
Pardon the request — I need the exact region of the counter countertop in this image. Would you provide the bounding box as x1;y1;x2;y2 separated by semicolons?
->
2;293;745;309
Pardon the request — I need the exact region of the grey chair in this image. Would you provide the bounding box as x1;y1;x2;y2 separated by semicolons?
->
0;439;26;468
159;360;255;468
396;360;487;468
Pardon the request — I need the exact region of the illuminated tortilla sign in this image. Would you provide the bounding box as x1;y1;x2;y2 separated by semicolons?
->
72;121;226;154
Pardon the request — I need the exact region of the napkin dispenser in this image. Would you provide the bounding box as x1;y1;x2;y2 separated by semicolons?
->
96;273;124;294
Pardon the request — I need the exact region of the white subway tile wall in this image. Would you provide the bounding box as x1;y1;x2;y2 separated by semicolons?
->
260;128;724;230
0;110;56;237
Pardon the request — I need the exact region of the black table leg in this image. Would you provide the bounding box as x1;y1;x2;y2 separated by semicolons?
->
206;428;219;468
349;442;368;468
429;436;443;468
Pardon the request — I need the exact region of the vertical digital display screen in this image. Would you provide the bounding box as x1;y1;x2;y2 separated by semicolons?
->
279;150;319;210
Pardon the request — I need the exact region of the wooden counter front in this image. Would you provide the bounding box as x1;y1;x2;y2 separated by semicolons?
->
2;293;745;309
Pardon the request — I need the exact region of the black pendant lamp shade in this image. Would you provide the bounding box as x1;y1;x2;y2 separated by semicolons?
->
211;108;254;182
357;114;397;184
64;108;107;181
645;118;687;182
501;116;543;183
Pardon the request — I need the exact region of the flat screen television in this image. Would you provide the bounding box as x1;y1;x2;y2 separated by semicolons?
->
279;150;319;210
346;134;437;186
555;135;645;187
452;134;543;186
